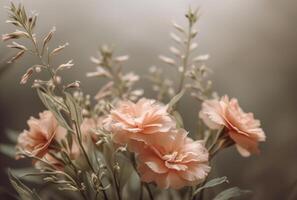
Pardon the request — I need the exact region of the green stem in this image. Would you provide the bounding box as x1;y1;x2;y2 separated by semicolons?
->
112;170;122;200
139;183;144;200
177;22;193;94
73;120;108;200
25;22;109;200
144;183;154;200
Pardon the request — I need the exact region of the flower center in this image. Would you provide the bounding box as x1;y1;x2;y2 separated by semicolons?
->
162;151;178;162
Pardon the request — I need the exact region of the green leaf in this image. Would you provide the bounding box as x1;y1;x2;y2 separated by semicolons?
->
194;176;228;195
37;88;73;132
117;154;134;189
8;168;41;184
213;187;251;200
172;111;184;128
5;129;19;143
8;169;41;200
167;88;185;112
65;92;83;126
0;144;16;158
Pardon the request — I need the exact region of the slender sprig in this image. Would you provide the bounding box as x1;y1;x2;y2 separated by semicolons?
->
88;45;142;102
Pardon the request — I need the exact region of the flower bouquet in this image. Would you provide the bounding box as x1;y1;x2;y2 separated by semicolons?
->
1;3;266;200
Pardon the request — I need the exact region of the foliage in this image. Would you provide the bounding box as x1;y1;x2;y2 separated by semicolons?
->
0;3;261;200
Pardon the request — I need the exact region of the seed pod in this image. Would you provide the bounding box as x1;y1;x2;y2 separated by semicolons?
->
159;55;176;66
65;81;80;89
172;21;185;33
7;41;27;50
169;46;181;56
51;42;69;55
90;56;102;65
190;43;198;51
5;20;22;27
34;65;42;73
114;55;129;63
170;32;182;44
57;60;74;71
29;14;37;30
2;30;29;41
20;67;34;84
42;26;56;54
7;50;25;63
192;54;210;62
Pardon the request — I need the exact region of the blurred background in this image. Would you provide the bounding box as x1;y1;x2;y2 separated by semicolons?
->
0;0;297;199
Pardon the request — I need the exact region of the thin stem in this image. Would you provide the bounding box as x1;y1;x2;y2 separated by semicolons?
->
139;183;144;200
130;153;153;200
105;60;124;98
112;170;122;200
22;20;109;200
19;153;88;200
207;128;224;151
144;183;154;200
177;22;193;94
11;8;106;200
73;121;108;200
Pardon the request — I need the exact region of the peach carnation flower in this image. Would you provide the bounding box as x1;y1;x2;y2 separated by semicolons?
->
16;110;66;159
131;129;210;189
199;95;266;157
104;98;175;146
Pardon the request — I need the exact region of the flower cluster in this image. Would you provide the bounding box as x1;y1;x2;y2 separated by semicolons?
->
104;98;210;189
0;3;266;200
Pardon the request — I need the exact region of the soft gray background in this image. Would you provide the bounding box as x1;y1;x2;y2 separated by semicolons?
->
0;0;297;199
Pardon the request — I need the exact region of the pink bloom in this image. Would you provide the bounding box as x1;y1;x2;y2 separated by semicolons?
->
104;98;175;146
131;129;210;189
80;117;104;142
16;111;67;159
199;95;266;157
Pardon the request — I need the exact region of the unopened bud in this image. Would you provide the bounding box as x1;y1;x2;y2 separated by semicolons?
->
35;66;42;73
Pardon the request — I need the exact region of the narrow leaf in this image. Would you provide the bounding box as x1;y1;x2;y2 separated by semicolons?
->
7;50;25;63
65;92;83;126
5;129;19;143
41;27;56;55
193;177;228;195
8;169;41;200
172;111;184;128
167;88;185;112
37;89;73;132
213;187;251;200
0;144;16;158
171;21;185;33
159;55;176;66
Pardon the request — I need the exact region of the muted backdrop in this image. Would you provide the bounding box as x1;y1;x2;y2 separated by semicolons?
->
0;0;297;199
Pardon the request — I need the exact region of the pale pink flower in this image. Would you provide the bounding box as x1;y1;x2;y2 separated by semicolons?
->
80;117;104;142
16;111;66;159
104;98;175;146
199;95;266;157
131;129;210;189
